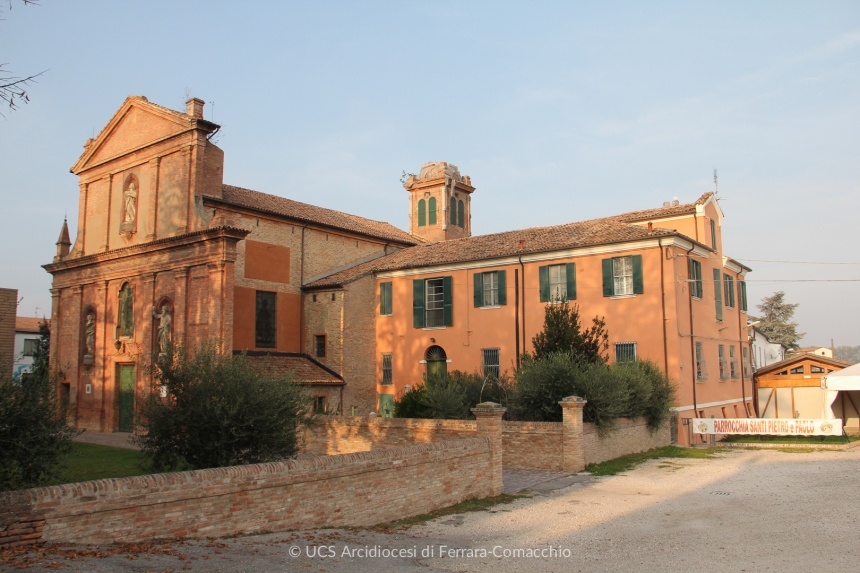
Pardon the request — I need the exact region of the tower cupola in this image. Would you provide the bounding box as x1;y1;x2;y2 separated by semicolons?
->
403;162;474;242
54;217;72;262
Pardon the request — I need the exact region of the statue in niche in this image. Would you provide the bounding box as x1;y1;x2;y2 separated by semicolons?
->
118;283;134;338
83;313;95;365
152;304;172;357
120;181;138;234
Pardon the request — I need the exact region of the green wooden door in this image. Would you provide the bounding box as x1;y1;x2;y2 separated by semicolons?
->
118;365;135;432
427;359;447;381
379;394;394;418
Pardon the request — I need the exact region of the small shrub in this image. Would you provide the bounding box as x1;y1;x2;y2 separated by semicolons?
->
393;370;511;419
134;344;312;471
0;355;79;492
531;296;608;363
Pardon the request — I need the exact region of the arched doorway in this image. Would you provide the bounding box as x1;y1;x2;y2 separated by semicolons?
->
425;345;447;380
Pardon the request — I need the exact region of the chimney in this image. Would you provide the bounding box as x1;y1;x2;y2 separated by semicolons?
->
662;201;671;208
647;221;653;233
672;197;680;206
186;97;205;119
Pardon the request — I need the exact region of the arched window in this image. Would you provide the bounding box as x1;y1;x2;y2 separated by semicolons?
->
425;345;447;380
458;200;465;228
428;197;437;225
417;199;426;227
450;197;457;225
118;282;134;338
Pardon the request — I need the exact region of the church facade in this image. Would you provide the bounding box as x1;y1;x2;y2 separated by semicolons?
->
45;96;416;431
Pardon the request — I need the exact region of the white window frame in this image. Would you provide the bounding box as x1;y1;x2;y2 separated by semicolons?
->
482;271;499;307
718;344;728;381
696;341;708;382
425;278;445;328
548;264;567;301
612;256;634;296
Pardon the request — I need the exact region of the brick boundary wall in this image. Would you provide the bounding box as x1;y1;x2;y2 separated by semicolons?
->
0;438;493;547
304;397;669;472
583;418;671;465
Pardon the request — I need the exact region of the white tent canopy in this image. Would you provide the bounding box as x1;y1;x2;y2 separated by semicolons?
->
821;362;860;419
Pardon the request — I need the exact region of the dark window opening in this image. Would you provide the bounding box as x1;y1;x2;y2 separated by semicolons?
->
255;291;277;348
381;353;393;385
314;335;326;358
615;342;637;362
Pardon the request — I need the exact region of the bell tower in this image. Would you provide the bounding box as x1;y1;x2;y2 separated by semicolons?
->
404;162;475;242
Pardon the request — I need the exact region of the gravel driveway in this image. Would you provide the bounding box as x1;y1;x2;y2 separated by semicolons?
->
5;448;860;572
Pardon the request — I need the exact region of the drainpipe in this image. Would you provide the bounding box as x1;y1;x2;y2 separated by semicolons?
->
515;268;520;368
659;239;669;377
686;244;698;416
518;254;526;358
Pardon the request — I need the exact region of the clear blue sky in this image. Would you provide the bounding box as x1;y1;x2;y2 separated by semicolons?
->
2;1;858;346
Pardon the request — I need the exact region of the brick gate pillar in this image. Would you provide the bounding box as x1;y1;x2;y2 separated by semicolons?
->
560;396;588;473
471;402;506;496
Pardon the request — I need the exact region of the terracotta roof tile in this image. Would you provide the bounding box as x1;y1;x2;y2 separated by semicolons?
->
306;215;683;288
15;317;49;333
615;192;713;223
208;185;419;246
239;352;345;385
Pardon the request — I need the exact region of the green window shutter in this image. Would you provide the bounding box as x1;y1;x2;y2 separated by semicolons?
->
711;219;717;250
497;270;507;305
539;265;550;302
417;199;426;227
473;272;484;307
450;197;456;225
739;280;747;311
458;200;464;228
428;197;436;225
632;255;644;295
713;269;723;321
602;258;613;297
696;263;703;299
688;259;697;298
565;263;576;301
384;282;393;315
412;279;425;328
442;275;453;326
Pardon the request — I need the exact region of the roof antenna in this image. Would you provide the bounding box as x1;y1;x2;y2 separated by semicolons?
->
713;168;719;199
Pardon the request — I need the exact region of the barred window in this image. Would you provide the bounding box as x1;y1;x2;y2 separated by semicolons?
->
381;353;393;385
613;256;634;296
425;278;445;328
255;291;277;348
314;335;326;358
615;342;637;362
482;348;500;380
696;341;708;382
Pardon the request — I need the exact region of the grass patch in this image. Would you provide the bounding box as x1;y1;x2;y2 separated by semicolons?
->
586;445;724;476
720;434;857;444
51;442;150;485
369;494;526;532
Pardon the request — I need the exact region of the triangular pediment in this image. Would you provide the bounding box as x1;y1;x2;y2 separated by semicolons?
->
72;96;193;173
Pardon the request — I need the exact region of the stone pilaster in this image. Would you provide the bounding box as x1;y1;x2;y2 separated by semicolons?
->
96;281;109;432
471;401;506;496
208;262;223;350
146;157;160;242
67;286;83;410
49;288;61;377
173;268;189;346
560;396;587;473
101;174;113;252
76;182;87;256
221;258;235;353
142;273;156;366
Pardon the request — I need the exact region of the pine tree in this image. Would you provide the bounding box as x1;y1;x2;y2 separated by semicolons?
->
531;296;609;362
750;291;804;349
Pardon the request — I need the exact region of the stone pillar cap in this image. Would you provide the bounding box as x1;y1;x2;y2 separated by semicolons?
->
559;396;588;405
471;401;507;414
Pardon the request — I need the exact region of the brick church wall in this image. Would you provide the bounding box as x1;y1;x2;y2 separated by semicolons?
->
0;288;17;370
